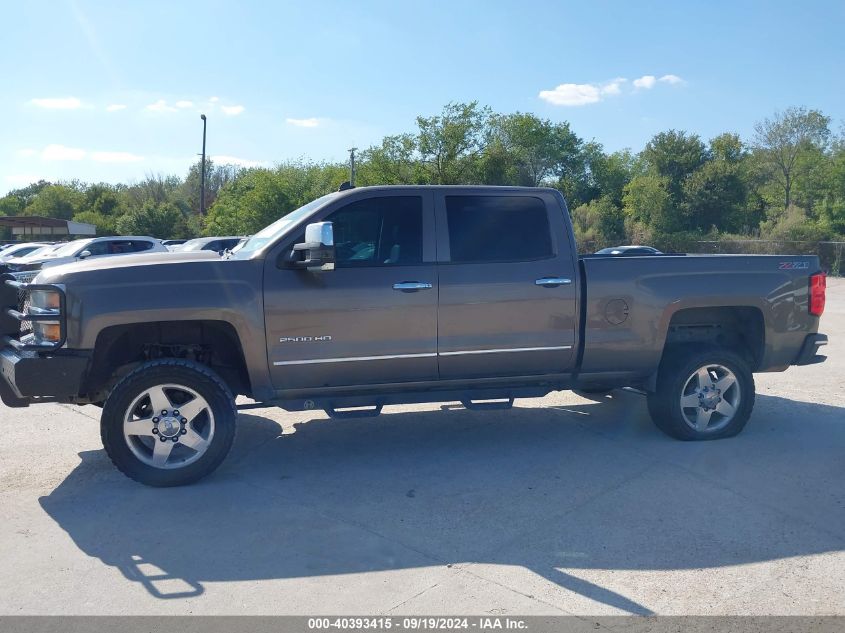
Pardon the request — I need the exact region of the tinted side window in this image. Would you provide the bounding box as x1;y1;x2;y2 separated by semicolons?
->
328;196;423;267
446;196;553;263
130;240;154;252
107;241;134;255
84;241;111;256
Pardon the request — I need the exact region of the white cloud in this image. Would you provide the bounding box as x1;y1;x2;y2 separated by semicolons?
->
659;74;684;85
213;155;263;168
538;78;626;106
286;117;321;128
30;97;82;109
221;104;245;116
106;104;127;112
209;96;220;103
41;144;86;161
91;151;143;163
146;99;177;112
539;83;600;106
176;100;194;109
633;75;657;90
17;148;37;157
600;78;626;96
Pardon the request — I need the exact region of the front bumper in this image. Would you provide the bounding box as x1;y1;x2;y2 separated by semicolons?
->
0;347;90;406
794;333;828;366
1;274;87;407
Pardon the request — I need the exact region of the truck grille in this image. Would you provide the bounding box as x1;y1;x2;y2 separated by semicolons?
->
17;288;33;336
12;271;39;284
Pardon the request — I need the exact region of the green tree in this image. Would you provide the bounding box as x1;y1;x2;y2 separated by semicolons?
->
0;195;25;216
681;133;749;232
416;101;491;184
83;183;126;218
753;106;831;210
72;210;116;236
487;113;581;187
564;141;637;207
623;174;679;232
6;180;52;207
204;169;292;236
683;161;747;232
358;134;423;185
180;159;242;214
642;130;707;204
115;202;188;239
23;184;84;220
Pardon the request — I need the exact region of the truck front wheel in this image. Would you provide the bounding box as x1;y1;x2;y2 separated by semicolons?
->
647;348;755;441
100;359;237;486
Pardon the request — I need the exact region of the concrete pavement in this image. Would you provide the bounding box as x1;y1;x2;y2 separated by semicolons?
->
0;279;842;616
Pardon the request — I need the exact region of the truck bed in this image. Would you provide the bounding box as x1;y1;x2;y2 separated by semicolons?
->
577;254;821;382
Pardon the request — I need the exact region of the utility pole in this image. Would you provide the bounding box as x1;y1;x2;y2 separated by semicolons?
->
200;114;207;215
348;147;358;187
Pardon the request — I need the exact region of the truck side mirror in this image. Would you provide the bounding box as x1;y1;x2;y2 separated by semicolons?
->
290;222;335;272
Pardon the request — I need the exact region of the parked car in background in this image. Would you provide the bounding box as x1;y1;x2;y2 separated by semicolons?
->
161;239;187;251
0;242;50;263
9;243;63;261
174;236;244;255
595;245;663;256
2;236;167;282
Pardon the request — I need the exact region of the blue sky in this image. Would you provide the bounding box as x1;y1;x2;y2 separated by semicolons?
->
2;0;843;194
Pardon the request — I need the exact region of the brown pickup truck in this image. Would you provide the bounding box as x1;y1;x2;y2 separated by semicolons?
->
0;186;829;486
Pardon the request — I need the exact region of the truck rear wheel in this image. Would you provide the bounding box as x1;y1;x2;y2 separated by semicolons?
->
100;359;237;486
647;347;755;441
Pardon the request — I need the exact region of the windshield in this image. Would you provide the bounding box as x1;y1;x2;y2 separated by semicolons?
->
229;192;340;258
50;239;91;257
179;239;208;252
0;245;38;259
17;245;54;259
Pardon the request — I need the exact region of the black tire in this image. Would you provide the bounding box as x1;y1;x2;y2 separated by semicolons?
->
647;346;755;441
101;359;237;486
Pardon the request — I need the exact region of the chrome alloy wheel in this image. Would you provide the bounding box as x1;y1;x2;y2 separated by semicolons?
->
679;364;741;433
123;384;215;469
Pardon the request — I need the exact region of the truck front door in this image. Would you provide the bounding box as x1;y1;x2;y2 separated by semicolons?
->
434;191;579;380
263;192;438;391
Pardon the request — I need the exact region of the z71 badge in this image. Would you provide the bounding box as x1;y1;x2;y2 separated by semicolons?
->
778;261;809;270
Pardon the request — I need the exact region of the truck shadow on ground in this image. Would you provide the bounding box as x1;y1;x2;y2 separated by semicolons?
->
38;391;845;614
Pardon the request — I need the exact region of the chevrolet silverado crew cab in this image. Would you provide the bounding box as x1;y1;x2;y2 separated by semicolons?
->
0;186;829;486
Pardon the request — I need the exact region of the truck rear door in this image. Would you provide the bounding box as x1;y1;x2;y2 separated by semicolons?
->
434;190;578;380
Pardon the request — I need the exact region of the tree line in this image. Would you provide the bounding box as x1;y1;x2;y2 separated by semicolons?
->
2;103;843;252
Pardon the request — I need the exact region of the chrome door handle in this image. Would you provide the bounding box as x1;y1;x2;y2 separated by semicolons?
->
535;277;572;287
393;281;433;292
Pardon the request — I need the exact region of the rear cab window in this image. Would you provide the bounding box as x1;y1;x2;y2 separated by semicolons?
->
444;195;554;263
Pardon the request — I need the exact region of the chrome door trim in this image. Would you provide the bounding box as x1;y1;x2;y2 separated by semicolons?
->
439;345;572;356
272;345;572;366
273;352;437;366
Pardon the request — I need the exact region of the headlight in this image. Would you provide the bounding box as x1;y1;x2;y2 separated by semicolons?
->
27;288;63;345
30;289;61;311
32;322;62;344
